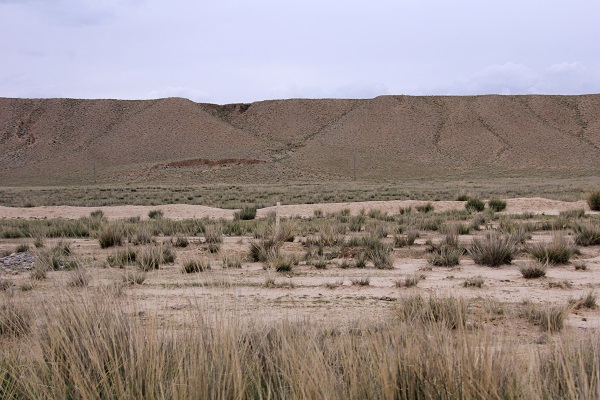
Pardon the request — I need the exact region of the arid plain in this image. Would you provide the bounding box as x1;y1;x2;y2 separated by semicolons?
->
1;95;600;398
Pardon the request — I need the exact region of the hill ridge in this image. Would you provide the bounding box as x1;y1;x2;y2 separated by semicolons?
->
1;94;599;185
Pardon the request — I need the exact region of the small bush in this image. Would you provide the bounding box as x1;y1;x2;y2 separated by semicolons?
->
469;232;517;267
587;190;600;211
313;257;327;269
416;203;434;213
521;303;567;332
463;276;484;288
519;263;547;279
98;224;124;248
172;235;189;248
182;259;210;273
106;248;138;268
456;194;471;201
574;261;588;271
33;236;44;248
574;291;597;310
90;209;105;219
122;270;147;285
204;224;224;244
400;274;424;288
222;252;242;268
350;277;370;286
14;243;30;253
234;206;257;220
0;303;31;337
529;236;574;264
161;243;176;263
428;244;462;267
572;222;600;246
132;227;154;245
488;199;507;212
249;239;280;262
559;209;585;219
466;198;485;212
0;279;13;291
148;209;163;219
30;264;47;280
548;280;573;289
138;246;162;271
398;294;467;329
207;243;221;254
67;268;91;288
273;257;293;272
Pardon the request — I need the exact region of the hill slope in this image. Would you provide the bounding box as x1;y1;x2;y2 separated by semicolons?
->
1;95;599;185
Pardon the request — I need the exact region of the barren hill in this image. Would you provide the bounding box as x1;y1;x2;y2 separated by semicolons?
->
1;95;599;185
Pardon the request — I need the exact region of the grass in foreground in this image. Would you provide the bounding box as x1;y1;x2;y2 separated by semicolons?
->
0;293;597;399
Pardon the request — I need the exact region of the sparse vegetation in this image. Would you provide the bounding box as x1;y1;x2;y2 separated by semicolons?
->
350;277;370;286
572;222;600;246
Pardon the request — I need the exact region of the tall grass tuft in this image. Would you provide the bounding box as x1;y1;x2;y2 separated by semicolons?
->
572;222;600;246
468;232;517;267
587;190;600;211
529;235;574;264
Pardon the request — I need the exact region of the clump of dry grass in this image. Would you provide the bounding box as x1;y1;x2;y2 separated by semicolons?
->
397;294;467;329
529;235;574;265
98;223;124;248
463;276;484;288
468;232;517;267
520;302;567;332
350;277;370;286
182;258;210;273
519;263;547;279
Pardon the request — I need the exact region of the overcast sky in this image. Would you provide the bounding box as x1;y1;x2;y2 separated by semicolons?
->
1;0;599;104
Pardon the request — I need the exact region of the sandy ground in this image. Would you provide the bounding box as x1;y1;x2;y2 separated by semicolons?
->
0;197;595;220
1;198;599;338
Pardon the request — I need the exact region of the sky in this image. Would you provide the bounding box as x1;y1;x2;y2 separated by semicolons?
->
1;0;599;104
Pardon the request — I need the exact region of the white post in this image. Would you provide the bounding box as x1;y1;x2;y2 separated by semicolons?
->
276;201;281;231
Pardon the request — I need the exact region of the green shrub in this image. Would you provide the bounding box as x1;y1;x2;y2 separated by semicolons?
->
488;199;507;212
529;236;574;265
465;198;485;212
249;239;280;262
468;232;516;267
234;206;257;220
182;259;210;273
587;190;600;211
